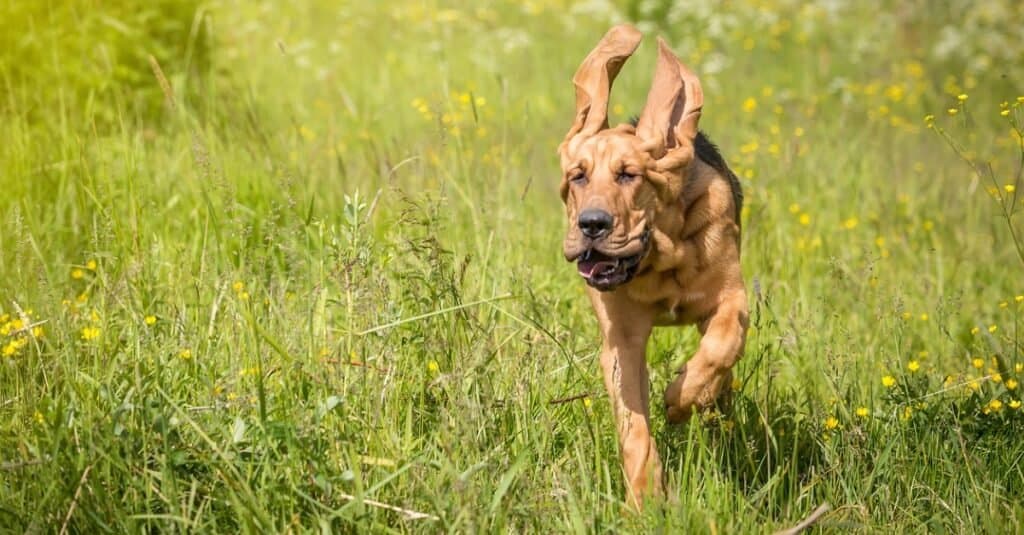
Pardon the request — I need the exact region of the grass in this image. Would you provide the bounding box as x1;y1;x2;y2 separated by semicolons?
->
1;0;1023;532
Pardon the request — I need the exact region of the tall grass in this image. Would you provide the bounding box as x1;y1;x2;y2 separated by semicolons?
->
1;0;1022;532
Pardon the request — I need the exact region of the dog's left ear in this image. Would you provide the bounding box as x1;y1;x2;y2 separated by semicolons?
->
636;38;703;164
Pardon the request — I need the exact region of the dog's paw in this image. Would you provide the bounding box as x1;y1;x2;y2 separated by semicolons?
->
663;362;732;423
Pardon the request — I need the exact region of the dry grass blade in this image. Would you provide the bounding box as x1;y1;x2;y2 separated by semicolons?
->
549;391;599;405
337;492;439;521
773;503;831;535
1;457;48;471
58;464;92;535
356;293;513;335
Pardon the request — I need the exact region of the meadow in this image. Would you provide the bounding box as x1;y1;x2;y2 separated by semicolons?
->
1;0;1023;532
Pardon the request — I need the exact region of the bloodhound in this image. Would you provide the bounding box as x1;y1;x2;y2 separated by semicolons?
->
558;24;748;508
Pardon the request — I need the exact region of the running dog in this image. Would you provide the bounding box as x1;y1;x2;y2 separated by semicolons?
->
558;24;748;508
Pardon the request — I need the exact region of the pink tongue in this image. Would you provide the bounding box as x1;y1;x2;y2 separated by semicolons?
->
578;260;618;278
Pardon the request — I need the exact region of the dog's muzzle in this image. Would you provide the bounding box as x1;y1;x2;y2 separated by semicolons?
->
574;227;651;291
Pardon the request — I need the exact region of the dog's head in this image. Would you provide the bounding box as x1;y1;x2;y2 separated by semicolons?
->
559;25;703;291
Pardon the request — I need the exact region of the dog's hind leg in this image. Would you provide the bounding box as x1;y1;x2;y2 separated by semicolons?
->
663;290;748;423
589;290;663;509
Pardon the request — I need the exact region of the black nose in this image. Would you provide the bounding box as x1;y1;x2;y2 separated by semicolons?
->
578;209;613;239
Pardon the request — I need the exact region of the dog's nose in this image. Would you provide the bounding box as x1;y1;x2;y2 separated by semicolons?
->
578;209;614;239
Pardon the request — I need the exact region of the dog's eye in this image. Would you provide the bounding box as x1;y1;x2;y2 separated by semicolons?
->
617;172;637;184
570;174;588;186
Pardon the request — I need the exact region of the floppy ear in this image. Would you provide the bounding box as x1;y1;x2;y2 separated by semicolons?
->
635;38;703;162
559;24;642;167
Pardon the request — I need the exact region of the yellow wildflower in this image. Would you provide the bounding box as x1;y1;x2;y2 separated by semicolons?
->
742;97;758;113
1010;400;1021;410
583;397;592;408
31;326;44;338
824;416;839;430
907;360;920;373
1006;378;1018;391
789;203;801;214
71;269;84;280
855;407;869;418
947;108;958;116
957;94;968;101
427;360;439;373
1016;362;1023;373
1015;295;1023;303
972;358;984;369
81;326;100;341
882;375;896;388
144;315;157;326
842;217;859;230
178;349;192;360
1006;185;1016;193
86;259;97;270
901;312;912;320
987;399;1003;412
232;281;245;293
919;313;928;321
799;213;810;226
988;325;998;333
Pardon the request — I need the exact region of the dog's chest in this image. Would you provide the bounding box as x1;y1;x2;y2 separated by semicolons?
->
652;296;707;325
626;269;710;325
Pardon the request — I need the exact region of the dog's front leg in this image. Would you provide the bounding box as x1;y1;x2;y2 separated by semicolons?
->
664;289;748;423
589;290;662;509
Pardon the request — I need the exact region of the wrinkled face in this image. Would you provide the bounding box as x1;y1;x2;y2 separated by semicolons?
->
557;25;704;292
561;128;658;291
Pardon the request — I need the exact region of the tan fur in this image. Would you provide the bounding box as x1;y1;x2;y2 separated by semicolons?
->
557;25;748;509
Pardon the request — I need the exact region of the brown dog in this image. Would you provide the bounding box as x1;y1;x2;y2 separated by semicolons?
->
558;25;748;508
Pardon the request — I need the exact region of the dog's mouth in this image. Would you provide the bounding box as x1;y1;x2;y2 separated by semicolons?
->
576;248;644;291
570;227;651;291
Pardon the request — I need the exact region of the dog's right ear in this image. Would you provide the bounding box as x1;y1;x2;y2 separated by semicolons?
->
558;24;642;168
635;38;703;163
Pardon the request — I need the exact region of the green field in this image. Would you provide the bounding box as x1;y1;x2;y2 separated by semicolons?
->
2;0;1023;532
